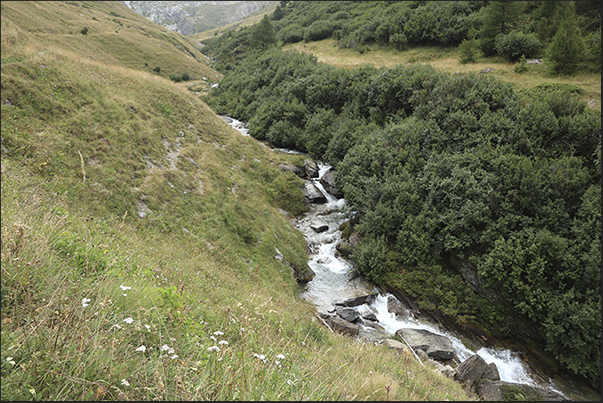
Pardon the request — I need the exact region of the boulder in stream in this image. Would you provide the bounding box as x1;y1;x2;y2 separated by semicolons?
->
395;328;455;361
309;220;329;233
304;159;319;178
476;380;569;401
303;182;327;203
336;307;361;322
454;353;489;388
319;168;343;198
334;292;378;307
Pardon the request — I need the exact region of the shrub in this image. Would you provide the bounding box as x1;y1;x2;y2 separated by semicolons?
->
153;66;161;73
181;71;191;81
169;73;182;82
303;19;335;42
514;55;528;73
458;38;481;64
495;32;541;62
278;23;304;44
80;26;89;35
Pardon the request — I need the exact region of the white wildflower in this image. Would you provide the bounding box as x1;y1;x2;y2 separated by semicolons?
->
218;340;228;345
6;357;15;366
171;354;179;359
287;379;294;386
276;354;286;360
112;324;122;330
123;317;134;324
135;345;146;352
213;331;224;336
119;285;132;291
81;298;91;308
207;346;220;352
144;324;150;330
121;379;130;387
210;335;216;341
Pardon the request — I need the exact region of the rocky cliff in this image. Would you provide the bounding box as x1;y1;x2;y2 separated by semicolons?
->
120;1;276;35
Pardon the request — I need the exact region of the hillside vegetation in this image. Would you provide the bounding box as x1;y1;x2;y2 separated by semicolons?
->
199;1;601;386
1;1;473;401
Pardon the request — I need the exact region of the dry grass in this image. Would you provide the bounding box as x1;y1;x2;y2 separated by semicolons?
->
284;39;601;111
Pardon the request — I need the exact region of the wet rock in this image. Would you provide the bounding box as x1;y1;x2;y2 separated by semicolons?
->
362;313;378;322
303;182;327;203
319;168;343;198
395;328;455;361
335;231;360;257
482;362;500;381
476;380;569;401
304;159;319;178
387;295;409;319
309;220;328;233
334;292;378;307
336;307;360;322
454;354;488;388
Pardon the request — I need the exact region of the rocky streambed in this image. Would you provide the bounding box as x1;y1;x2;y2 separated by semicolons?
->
221;115;601;402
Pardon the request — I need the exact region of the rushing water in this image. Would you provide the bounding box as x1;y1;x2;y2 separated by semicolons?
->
221;115;600;401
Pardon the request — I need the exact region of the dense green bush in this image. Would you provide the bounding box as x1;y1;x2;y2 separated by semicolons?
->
303;19;336;42
494;32;541;62
169;73;182;82
203;6;601;383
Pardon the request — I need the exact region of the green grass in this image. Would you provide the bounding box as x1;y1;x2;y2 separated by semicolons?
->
283;39;601;111
1;1;472;401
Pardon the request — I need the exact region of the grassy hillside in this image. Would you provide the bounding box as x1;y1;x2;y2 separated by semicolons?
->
0;1;472;401
283;39;601;112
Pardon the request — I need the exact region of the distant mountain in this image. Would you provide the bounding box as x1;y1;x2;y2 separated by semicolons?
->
120;1;278;35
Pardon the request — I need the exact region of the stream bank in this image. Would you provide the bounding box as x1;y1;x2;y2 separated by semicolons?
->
221;115;601;402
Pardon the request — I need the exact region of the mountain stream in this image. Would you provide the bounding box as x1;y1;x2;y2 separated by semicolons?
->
222;115;600;401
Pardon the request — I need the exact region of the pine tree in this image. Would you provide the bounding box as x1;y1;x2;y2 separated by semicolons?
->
547;2;585;75
251;15;278;49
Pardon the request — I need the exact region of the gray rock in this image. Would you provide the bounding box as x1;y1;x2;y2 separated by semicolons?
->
382;339;407;350
357;327;389;343
482;362;500;381
309;220;329;233
476;380;569;401
335;231;360;257
395;328;455;361
454;354;488;388
319;168;343;198
321;314;361;337
304;159;319;178
302;182;327;203
278;163;304;178
526;58;542;64
387;295;409;319
336;307;360;322
334;292;378;307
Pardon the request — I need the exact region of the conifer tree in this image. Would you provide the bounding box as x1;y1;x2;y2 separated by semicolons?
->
251;15;278;49
547;2;585;75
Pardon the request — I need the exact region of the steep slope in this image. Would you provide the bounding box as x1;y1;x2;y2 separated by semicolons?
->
0;1;472;401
